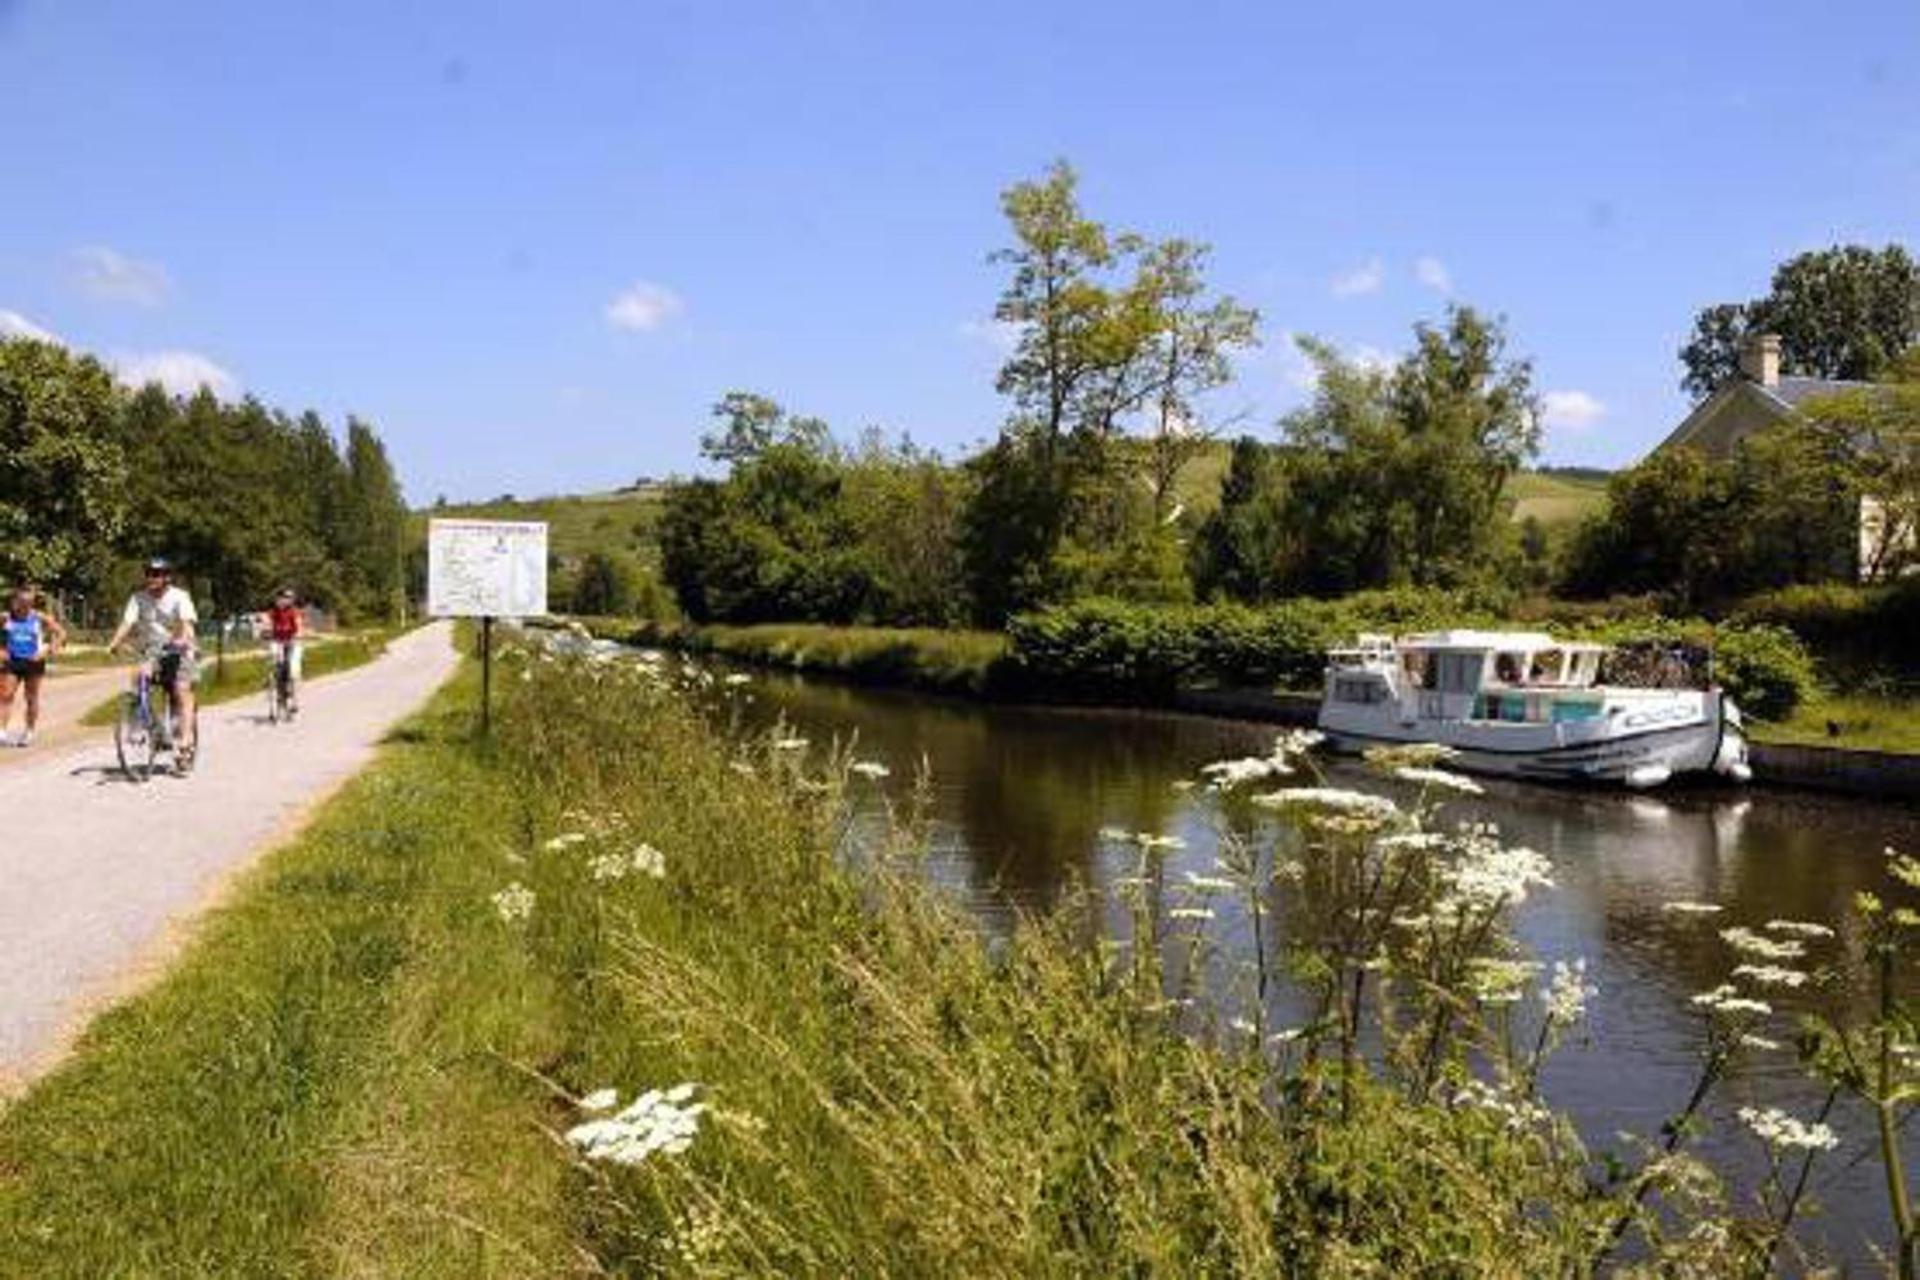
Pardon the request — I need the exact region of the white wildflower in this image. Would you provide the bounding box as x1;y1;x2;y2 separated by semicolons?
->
1542;958;1596;1025
1134;832;1187;851
1098;827;1131;843
1662;901;1724;916
772;737;808;752
1229;1017;1257;1037
589;850;631;883
1268;1027;1304;1045
849;760;891;780
491;882;535;924
1251;787;1401;823
729;761;756;776
1740;1034;1783;1052
1445;844;1555;910
1393;765;1484;795
543;832;588;852
1201;755;1291;790
566;1084;708;1165
1721;926;1807;961
1168;906;1215;921
723;673;752;687
1276;728;1327;755
579;1087;619;1113
1184;873;1239;893
1732;963;1809;988
1764;919;1835;939
1450;1077;1552;1131
1690;984;1773;1017
1468;957;1539;1005
1738;1106;1838;1152
630;843;666;878
1378;832;1449;852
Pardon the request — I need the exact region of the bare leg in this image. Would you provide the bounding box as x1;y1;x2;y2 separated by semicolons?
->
22;673;43;731
176;683;197;754
0;672;15;741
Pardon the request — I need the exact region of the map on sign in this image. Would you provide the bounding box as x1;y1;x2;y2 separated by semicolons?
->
427;519;549;618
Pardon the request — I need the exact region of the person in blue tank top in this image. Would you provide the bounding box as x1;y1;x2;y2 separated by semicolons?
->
0;587;66;747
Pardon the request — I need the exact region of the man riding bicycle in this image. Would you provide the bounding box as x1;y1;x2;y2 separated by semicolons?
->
264;586;303;717
105;558;200;774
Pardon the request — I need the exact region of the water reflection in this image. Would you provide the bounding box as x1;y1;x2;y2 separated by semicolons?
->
730;669;1920;1265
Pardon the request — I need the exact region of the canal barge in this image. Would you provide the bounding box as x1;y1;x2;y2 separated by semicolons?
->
1317;630;1751;789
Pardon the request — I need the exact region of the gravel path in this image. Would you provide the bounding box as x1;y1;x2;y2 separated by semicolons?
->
0;622;458;1092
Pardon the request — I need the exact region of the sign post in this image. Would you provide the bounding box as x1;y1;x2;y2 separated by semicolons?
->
426;519;549;735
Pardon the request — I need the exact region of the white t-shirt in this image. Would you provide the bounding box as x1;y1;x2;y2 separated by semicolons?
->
121;586;198;657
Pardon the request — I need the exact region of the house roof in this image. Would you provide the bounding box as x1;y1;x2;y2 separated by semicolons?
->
1656;375;1877;455
1757;375;1873;410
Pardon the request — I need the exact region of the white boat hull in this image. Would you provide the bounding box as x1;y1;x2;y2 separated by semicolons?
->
1319;695;1749;789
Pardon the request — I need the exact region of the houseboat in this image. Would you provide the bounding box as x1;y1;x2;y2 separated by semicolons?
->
1317;630;1751;789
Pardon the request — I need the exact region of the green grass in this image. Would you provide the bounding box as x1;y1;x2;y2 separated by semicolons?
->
77;631;394;727
1751;694;1920;754
0;667;581;1275
1507;469;1608;528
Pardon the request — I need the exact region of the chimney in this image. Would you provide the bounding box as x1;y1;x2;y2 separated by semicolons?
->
1739;332;1781;387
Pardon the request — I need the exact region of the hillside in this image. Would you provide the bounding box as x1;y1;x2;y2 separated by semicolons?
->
1507;469;1609;529
414;486;666;568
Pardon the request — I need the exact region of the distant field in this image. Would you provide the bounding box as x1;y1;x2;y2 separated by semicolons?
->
413;487;665;567
1507;470;1609;528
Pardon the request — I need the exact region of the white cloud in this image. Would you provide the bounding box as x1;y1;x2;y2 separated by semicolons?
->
1330;257;1385;298
1414;256;1452;294
71;246;170;307
1349;344;1395;373
0;309;64;345
1541;389;1606;434
603;281;684;332
958;317;1021;353
1277;332;1396;395
115;351;238;398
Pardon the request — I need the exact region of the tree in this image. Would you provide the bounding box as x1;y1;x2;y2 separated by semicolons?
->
0;338;129;591
571;549;637;616
1191;436;1296;601
341;419;408;619
1273;307;1540;594
1799;357;1920;580
1680;245;1920;399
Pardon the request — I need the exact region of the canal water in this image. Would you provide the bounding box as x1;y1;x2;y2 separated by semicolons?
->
719;665;1920;1266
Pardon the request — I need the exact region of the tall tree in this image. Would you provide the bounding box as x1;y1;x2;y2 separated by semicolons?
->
342;419;408;619
0;338;129;591
1680;244;1920;399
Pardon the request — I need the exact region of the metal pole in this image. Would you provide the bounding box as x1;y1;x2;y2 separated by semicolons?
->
480;614;493;737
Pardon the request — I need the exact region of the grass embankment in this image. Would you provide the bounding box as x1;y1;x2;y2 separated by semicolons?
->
1753;695;1920;753
77;631;394;727
0;647;1621;1274
596;618;1012;696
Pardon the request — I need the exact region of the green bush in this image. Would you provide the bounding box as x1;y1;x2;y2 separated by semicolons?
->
1713;623;1821;722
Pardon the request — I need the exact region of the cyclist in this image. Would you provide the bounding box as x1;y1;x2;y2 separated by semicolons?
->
105;558;200;773
264;586;304;717
0;587;66;747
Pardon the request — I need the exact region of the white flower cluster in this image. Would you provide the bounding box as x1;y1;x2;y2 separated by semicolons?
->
1721;927;1807;961
1184;871;1239;893
566;1083;708;1165
492;881;535;924
1468;957;1540;1005
543;832;589;853
1450;1077;1552;1131
590;842;668;883
723;673;753;687
1393;765;1485;796
1251;787;1401;823
1737;1105;1838;1152
1200;755;1291;790
772;737;809;752
1542;958;1597;1025
1100;827;1189;852
849;760;891;780
1731;963;1809;988
1764;919;1835;939
1444;841;1554;911
1662;900;1724;916
1690;984;1772;1017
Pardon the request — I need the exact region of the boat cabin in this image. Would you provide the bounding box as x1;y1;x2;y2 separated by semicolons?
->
1326;630;1611;726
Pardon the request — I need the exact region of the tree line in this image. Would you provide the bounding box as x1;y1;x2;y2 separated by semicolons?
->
0;336;409;625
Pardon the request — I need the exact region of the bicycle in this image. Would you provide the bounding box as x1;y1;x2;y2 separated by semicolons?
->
266;643;297;723
114;652;198;781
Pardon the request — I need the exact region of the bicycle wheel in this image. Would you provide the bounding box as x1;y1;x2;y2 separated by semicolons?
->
114;693;149;782
267;672;282;723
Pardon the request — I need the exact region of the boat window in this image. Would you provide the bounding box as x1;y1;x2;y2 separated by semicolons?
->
1493;652;1523;685
1529;649;1564;683
1334;676;1386;704
1401;650;1427;685
1435;652;1483;693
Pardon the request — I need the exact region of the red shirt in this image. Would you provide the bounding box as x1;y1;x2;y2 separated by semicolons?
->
266;604;301;642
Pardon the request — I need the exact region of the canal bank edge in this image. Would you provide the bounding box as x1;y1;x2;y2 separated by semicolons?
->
573;617;1920;804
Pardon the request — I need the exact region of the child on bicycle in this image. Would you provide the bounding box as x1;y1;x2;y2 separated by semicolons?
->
105;558;200;773
0;586;66;747
264;587;304;717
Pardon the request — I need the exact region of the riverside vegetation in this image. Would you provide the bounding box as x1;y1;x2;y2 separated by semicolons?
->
8;643;1920;1273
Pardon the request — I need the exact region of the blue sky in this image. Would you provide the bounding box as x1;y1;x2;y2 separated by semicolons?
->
2;1;1916;501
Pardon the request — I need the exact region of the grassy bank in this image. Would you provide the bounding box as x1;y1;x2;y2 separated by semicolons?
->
0;642;1769;1274
78;630;394;727
593;618;1011;696
1753;693;1920;754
